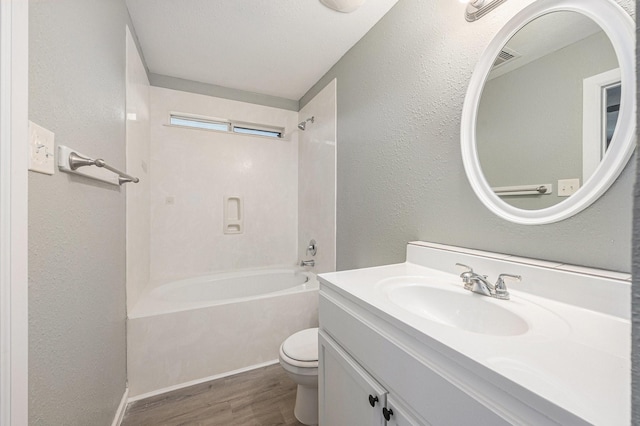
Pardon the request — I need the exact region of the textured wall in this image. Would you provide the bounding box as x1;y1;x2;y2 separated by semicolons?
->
149;87;299;284
298;79;337;273
301;0;635;272
29;0;128;424
126;27;151;311
631;0;639;422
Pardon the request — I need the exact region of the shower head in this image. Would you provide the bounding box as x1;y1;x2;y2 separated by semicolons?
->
297;116;315;131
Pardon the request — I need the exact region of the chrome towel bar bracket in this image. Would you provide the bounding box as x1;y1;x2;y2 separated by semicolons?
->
58;145;139;186
69;151;139;184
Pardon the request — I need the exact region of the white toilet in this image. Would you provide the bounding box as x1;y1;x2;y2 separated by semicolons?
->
279;327;319;425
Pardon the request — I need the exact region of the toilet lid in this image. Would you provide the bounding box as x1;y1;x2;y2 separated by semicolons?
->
282;327;318;362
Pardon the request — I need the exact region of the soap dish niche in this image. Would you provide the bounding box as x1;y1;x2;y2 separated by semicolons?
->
224;196;243;234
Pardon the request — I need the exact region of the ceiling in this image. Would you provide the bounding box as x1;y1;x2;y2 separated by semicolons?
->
489;11;603;79
126;0;399;101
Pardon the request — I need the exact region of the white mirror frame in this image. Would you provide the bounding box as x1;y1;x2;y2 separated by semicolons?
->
460;0;636;225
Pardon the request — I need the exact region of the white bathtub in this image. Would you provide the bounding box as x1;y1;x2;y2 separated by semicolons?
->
127;268;319;398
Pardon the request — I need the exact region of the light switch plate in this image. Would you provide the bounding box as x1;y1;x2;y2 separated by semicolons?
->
558;178;580;197
28;121;55;175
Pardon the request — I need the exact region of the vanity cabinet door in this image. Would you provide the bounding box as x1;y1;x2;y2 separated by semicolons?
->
319;331;387;426
385;396;429;426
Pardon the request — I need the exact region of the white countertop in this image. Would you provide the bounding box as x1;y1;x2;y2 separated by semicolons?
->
319;261;630;425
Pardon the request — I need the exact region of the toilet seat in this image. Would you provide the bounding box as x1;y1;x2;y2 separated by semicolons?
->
280;327;318;369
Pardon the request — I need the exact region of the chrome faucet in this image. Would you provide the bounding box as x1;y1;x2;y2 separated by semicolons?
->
494;273;521;300
300;239;317;268
455;263;521;300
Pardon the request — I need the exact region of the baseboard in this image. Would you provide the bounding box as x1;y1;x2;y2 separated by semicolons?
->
111;387;129;426
127;359;279;403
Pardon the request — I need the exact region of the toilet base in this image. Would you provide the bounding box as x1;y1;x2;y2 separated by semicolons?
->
294;383;318;425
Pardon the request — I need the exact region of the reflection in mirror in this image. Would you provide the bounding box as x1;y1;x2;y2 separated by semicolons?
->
605;85;621;147
476;11;619;210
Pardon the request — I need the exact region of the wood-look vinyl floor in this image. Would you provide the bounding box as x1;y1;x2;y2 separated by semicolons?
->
121;364;305;426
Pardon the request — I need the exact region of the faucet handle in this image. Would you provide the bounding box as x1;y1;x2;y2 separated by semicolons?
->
456;263;474;289
494;273;521;300
455;263;473;275
306;239;317;256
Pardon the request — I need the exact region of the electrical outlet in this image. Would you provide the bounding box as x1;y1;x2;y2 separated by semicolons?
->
558;178;580;197
28;121;55;175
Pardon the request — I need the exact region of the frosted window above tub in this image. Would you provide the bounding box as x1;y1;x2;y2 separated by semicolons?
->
233;126;283;138
169;115;230;132
169;113;284;139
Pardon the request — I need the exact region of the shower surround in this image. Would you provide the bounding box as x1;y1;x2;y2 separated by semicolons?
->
148;86;300;285
125;40;337;397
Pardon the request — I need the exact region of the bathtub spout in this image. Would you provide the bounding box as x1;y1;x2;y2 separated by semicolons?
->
300;259;315;267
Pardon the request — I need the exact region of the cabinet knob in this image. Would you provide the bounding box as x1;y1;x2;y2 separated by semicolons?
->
382;407;394;421
368;394;379;407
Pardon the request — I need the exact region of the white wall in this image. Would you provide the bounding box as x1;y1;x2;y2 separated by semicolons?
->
149;87;299;285
298;79;337;273
126;27;151;311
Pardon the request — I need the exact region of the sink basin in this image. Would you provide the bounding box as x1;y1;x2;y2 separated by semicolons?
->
377;276;530;336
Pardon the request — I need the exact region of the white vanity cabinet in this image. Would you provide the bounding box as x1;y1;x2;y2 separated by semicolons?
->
319;330;425;426
384;396;425;426
319;331;387;426
318;290;512;426
317;242;630;425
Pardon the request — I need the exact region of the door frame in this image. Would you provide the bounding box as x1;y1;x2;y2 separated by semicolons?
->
0;0;29;424
582;68;622;181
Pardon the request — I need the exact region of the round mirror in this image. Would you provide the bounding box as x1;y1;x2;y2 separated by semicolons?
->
461;0;635;224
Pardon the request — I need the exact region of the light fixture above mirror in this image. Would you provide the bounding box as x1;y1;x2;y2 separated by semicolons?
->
463;0;508;22
320;0;366;13
460;0;635;225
